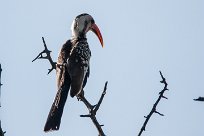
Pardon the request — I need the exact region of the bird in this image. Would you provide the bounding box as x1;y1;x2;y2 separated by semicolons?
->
44;13;104;132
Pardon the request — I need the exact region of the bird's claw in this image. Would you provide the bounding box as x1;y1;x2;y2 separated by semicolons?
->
56;63;67;70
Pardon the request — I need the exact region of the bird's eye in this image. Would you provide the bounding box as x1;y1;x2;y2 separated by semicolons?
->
91;19;95;24
84;20;89;29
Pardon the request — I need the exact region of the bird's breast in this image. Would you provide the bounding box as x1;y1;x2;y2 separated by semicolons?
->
69;42;91;67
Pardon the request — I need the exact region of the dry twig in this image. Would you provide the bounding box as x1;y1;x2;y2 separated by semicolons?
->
79;81;108;136
0;64;2;92
0;64;2;107
32;37;56;74
0;121;6;136
138;71;169;136
0;64;6;136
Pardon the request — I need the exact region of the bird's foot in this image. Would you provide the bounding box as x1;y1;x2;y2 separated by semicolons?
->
77;90;85;101
56;63;66;69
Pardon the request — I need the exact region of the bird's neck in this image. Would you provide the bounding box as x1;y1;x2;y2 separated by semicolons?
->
71;35;87;46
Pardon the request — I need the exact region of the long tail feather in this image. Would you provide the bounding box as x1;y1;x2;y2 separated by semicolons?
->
44;85;69;132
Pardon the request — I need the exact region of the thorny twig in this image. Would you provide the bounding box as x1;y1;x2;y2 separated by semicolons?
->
0;64;2;94
79;81;108;136
32;37;56;74
138;71;169;136
0;64;2;107
0;65;6;136
0;121;6;136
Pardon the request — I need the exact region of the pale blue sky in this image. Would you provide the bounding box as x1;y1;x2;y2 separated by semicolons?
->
1;0;204;136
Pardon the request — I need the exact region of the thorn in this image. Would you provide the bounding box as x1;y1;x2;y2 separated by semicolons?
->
47;68;54;75
162;95;168;99
165;88;169;91
80;114;91;118
155;111;164;116
160;80;164;83
142;126;146;131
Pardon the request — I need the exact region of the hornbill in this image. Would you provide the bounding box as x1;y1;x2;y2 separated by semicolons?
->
44;13;104;132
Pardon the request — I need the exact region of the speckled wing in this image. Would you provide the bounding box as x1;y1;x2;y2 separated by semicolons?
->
68;41;91;97
44;40;72;132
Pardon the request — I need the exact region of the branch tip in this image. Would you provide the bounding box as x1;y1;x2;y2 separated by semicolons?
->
194;97;204;102
155;111;164;116
162;95;168;99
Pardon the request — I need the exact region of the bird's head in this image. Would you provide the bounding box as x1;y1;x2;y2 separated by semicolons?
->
71;13;104;47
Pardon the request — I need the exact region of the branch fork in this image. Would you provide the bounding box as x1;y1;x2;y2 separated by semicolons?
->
78;81;108;136
32;37;56;74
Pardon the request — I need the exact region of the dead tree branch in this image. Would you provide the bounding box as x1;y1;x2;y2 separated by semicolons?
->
0;64;2;107
138;71;169;136
79;81;108;136
0;64;2;93
0;121;6;136
194;97;204;102
32;37;56;74
0;64;6;136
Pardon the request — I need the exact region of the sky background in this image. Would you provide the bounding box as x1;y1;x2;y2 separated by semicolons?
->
0;0;204;136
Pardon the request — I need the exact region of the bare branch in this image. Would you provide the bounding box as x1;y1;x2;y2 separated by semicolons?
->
0;64;2;107
94;81;108;113
0;64;2;90
194;97;204;102
79;82;108;136
0;121;6;136
138;71;169;136
0;65;6;136
32;37;56;74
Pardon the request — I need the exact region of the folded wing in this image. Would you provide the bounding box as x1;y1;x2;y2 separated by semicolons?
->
44;40;72;132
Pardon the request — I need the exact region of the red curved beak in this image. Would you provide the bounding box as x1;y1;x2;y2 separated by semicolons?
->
91;23;104;48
